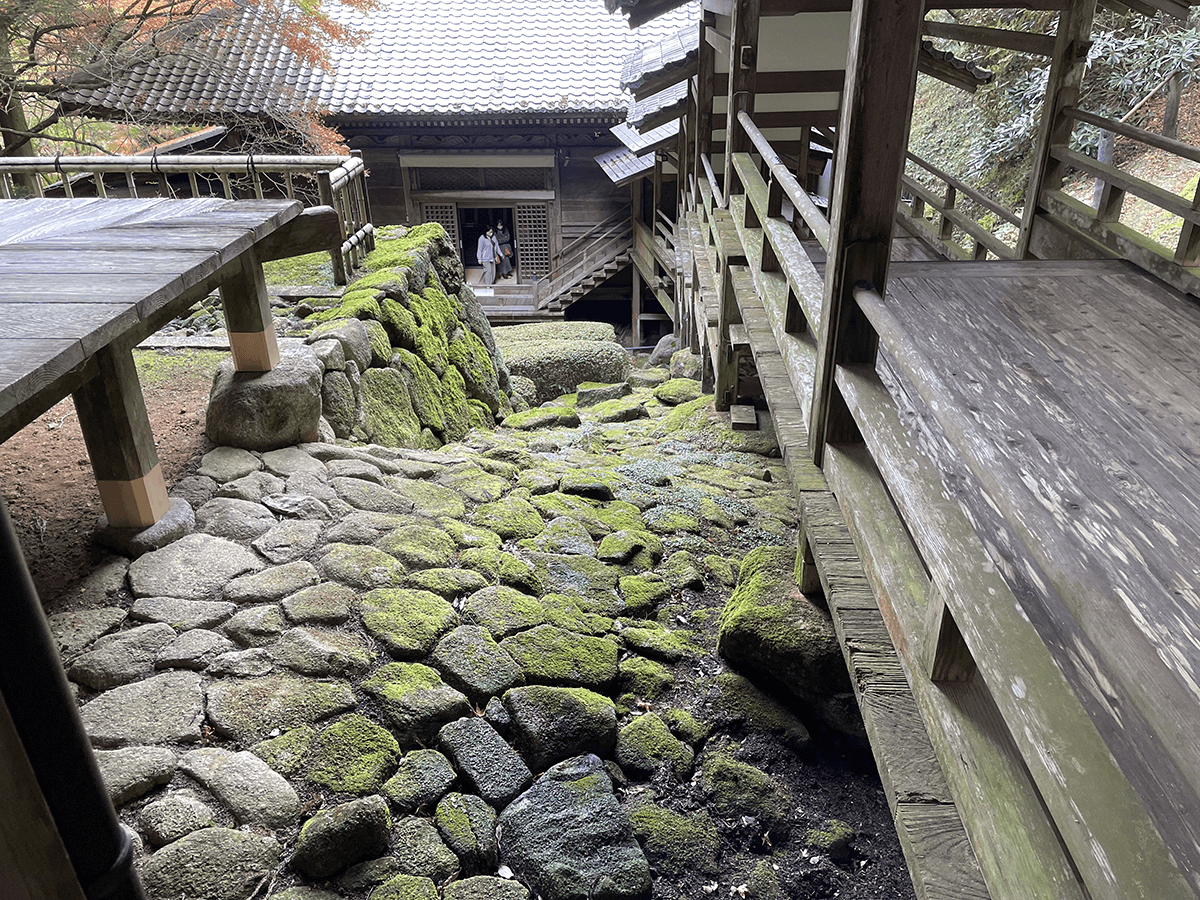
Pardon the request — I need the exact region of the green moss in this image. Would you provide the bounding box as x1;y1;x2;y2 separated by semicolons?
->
358;588;460;659
805;819;855;859
361;367;422;447
540;593;614;635
661;550;705;591
628;803;719;876
529;492;644;539
251;726;315;777
449;330;497;400
620;574;672;616
471;495;544;540
661;708;710;746
597;529;663;565
415;281;460;335
618;655;675;699
262;250;332;286
616;713;694;779
745;861;787;900
391;348;446;434
412;322;449;378
653;378;703;406
704;554;740;588
458;550;542;595
699;748;792;829
379;522;456;569
527;552;622;610
655;394;714;434
713;673;810;751
466;398;493;431
588;395;648;424
643;506;700;534
461;584;548;638
319;542;406;589
364;318;393;367
307;714;401;793
438;462;510;503
405;567;488;598
380;297;418;347
133;349;224;387
382;749;456;813
369;874;438;900
439;365;472;442
502;406;581;430
438;518;502;550
388;478;466;520
363;223;445;272
499;624;619;687
305;289;381;325
620;626;700;662
363;661;450;699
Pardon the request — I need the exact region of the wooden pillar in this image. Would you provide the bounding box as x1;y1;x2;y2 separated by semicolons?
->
632;267;643;346
807;0;926;466
693;14;716;206
1016;0;1098;258
722;0;761;200
220;247;280;373
73;343;170;529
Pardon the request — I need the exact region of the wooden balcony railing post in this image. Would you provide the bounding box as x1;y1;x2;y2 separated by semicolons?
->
317;170;348;285
722;0;760;203
939;185;956;240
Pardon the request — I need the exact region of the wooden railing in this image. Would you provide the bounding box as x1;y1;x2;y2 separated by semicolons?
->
534;206;632;308
899;151;1020;260
0;151;374;284
1036;106;1200;296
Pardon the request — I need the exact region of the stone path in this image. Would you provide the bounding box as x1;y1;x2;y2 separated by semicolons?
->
50;373;912;900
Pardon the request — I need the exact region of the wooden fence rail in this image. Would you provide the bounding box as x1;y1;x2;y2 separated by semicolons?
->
0;152;374;284
899;151;1019;261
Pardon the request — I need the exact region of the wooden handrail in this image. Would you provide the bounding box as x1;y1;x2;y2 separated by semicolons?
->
700;153;725;210
737;110;831;250
906;151;1021;227
1062;106;1200;165
558;206;631;259
0;154;349;174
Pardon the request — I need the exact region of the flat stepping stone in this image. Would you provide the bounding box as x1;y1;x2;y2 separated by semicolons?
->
131;597;237;631
271;627;373;676
252;520;324;564
47;607;126;661
139;792;219;847
378;523;456;569
94;745;177;804
362;663;471;745
282;583;354;625
206;674;356;744
207;648;275;677
262;493;332;520
140;827;280;900
388;478;468;519
498;754;649;900
326;458;385;482
325;510;420;544
502;406;580;430
358;589;459;659
195;497;277;542
332;476;415;514
461;586;548;639
471;496;544;540
198;447;262;482
428;626;523;700
68;622;177;690
382;749;457;813
181;748;300;828
435;463;509;504
305;714;400;794
529;493;644;539
261;447;326;478
223;606;285;647
224;561;319;604
81;671;205;747
157;630;236;670
404;567;489;598
500;625;619;688
526;516;596;556
525;552;622;610
319;543;406;590
438;717;531;808
216;471;286;502
128;533;263;601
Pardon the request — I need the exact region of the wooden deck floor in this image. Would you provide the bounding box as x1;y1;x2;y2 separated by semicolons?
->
875;257;1200;891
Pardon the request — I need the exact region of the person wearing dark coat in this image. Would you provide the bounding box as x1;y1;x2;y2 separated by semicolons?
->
495;221;515;278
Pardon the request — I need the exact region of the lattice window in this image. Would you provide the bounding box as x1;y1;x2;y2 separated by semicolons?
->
416;168;481;191
482;168;548;191
515;203;550;278
422;203;459;255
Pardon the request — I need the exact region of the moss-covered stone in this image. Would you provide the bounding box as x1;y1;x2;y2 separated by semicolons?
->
382;748;457;813
530;492;644;539
717;546;856;737
627;803;719;876
499;625;619;687
369;874;438;900
703;554;740;588
540;593;614;636
378;522;456;569
589;395;648;423
252;726;315;777
206;675;356;744
615;713;694;780
392;348;446;434
653;378;703;406
405;567;489;598
387;478;467;520
362;663;471;745
307;288;382;325
526;552;622;611
559;469;625;501
502;406;581;430
660;550;705;591
363;223;444;272
471;495;544;540
319;542;406;590
617;656;675;700
361;367;422;447
516;469;559;495
643;506;700;534
713;673;810;751
307;714;401;794
437;462;510;504
620;626;700;663
458;550;542;596
597;529;663;565
661;708;710;746
363;319;393;368
439;518;502;550
699;748;792;829
379;296;418;348
449;330;501;414
358;588;460;659
805;818;855;860
391;816;460;881
466;398;494;431
434;792;498;873
620;574;672;616
745;860;787;900
439;364;472;442
461;585;549;638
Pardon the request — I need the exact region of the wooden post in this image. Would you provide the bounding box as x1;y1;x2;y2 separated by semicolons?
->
722;0;761;201
1016;0;1098;258
1163;70;1182;140
632;267;643;346
318;169;349;285
72;343;170;529
807;0;926;466
694;15;716;209
220;247;280;373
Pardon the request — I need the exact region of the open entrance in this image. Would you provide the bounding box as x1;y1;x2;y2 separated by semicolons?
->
421;200;552;288
460;206;516;285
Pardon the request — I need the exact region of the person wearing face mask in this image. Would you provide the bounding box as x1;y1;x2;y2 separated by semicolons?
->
495;220;514;278
477;227;501;285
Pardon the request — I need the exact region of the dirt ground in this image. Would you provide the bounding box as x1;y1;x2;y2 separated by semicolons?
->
0;351;217;605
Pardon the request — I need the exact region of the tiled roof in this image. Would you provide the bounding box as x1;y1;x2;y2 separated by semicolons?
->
64;0;699;123
621;25;697;93
596;145;655;185
627;81;688;130
613;119;680;155
919;40;995;87
605;0;694;29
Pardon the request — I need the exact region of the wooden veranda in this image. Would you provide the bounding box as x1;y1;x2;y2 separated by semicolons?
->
611;0;1200;896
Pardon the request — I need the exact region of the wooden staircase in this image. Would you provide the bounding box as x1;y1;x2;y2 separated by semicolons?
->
541;248;632;312
534;207;634;313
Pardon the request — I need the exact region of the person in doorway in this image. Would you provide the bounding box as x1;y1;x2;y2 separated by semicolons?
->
477;227;501;285
495;220;515;278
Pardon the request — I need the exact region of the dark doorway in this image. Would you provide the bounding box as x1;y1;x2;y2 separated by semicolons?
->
460;207;513;261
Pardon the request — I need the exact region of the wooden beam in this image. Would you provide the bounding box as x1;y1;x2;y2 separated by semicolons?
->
219;248;279;373
713;110;840;129
916;54;990;94
254;206;342;262
722;0;761;197
72;342;170;529
808;0;925;465
693;18;717;210
922;20;1055;56
1017;0;1098;257
714;69;845;94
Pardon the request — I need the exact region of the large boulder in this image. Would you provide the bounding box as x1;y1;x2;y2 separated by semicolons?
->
500;340;631;405
206;345;322;451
